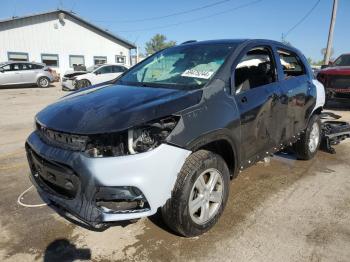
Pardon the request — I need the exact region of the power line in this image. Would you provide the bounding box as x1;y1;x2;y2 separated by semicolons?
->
283;0;321;39
108;0;263;33
94;0;232;23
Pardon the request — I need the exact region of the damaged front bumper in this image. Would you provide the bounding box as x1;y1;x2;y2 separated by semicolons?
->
25;131;191;227
61;78;76;91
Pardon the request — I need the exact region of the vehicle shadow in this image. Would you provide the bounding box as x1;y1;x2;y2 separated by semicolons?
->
47;202;136;232
147;209;184;237
0;84;56;89
43;239;91;262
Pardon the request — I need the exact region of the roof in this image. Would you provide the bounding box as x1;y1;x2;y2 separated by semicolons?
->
181;39;301;54
0;9;136;49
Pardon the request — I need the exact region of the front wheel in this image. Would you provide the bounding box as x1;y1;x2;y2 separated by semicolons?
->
161;150;230;237
294;114;321;160
76;79;91;89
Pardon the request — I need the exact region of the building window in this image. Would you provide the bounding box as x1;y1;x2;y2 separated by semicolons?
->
94;56;107;65
69;55;85;68
116;55;126;64
8;52;29;62
41;54;59;67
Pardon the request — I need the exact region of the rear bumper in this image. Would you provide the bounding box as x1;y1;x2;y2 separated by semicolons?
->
26;131;191;226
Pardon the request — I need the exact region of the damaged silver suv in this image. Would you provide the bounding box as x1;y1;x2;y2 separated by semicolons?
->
26;39;325;237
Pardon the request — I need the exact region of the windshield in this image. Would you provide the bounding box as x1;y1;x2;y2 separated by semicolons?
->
118;43;237;90
333;54;350;67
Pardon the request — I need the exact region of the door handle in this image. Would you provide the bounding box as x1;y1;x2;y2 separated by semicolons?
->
241;96;248;103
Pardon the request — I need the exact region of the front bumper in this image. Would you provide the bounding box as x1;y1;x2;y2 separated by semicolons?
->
26;131;191;226
61;79;76;91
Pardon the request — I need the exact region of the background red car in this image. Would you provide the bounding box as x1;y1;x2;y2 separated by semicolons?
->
317;53;350;100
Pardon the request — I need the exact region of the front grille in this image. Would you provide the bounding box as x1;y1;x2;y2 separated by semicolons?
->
320;75;350;90
329;75;350;89
36;122;88;151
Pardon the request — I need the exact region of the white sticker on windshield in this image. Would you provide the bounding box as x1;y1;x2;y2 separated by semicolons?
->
181;69;214;79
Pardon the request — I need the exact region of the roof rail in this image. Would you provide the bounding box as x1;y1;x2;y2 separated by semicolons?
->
181;40;197;45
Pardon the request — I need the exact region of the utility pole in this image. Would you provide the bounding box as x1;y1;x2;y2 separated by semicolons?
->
324;0;338;65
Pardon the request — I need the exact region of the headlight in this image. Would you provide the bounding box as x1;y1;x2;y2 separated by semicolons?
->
84;115;180;157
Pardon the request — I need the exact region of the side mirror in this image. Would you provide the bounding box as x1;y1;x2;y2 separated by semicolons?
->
95;71;101;75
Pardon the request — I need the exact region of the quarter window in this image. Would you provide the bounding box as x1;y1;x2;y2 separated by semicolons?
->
116;55;126;64
94;56;107;65
277;49;306;78
8;52;29;62
69;55;85;68
41;54;59;67
234;47;277;93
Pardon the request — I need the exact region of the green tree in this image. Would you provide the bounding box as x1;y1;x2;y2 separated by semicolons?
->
145;34;176;55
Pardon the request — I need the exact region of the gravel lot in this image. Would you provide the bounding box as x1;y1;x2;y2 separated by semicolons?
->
0;83;350;262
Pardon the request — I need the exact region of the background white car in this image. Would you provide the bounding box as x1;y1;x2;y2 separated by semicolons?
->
62;64;128;90
0;61;54;88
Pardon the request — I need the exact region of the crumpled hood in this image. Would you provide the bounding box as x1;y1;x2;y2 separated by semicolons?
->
63;71;88;78
320;66;350;76
36;84;202;134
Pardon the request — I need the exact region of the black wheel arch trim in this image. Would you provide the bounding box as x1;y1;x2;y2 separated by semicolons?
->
185;129;240;175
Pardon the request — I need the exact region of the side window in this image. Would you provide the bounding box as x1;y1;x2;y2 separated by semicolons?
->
11;63;24;71
1;65;12;72
112;66;126;73
234;47;276;94
96;66;113;74
277;49;306;78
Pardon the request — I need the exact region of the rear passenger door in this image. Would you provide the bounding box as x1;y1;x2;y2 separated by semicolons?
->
276;49;310;137
111;65;127;79
233;45;283;161
21;63;39;84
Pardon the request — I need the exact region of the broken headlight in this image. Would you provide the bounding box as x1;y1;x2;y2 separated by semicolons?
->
84;116;180;157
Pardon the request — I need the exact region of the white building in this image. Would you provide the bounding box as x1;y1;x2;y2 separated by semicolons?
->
0;9;136;75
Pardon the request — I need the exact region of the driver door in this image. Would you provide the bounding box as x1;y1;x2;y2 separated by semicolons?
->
233;45;283;161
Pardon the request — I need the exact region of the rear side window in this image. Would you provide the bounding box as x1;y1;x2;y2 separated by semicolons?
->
234;46;277;93
24;63;43;70
277;49;306;78
112;66;126;73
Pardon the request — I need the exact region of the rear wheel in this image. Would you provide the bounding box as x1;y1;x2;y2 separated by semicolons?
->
37;77;50;88
161;150;230;237
295;114;321;160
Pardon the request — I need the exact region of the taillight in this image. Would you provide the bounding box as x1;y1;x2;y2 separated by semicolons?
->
44;67;53;73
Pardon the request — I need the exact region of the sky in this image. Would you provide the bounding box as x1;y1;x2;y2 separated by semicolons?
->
0;0;349;61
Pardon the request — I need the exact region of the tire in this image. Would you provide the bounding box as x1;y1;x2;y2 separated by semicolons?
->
76;79;91;89
37;77;50;88
161;150;230;237
295;114;321;160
